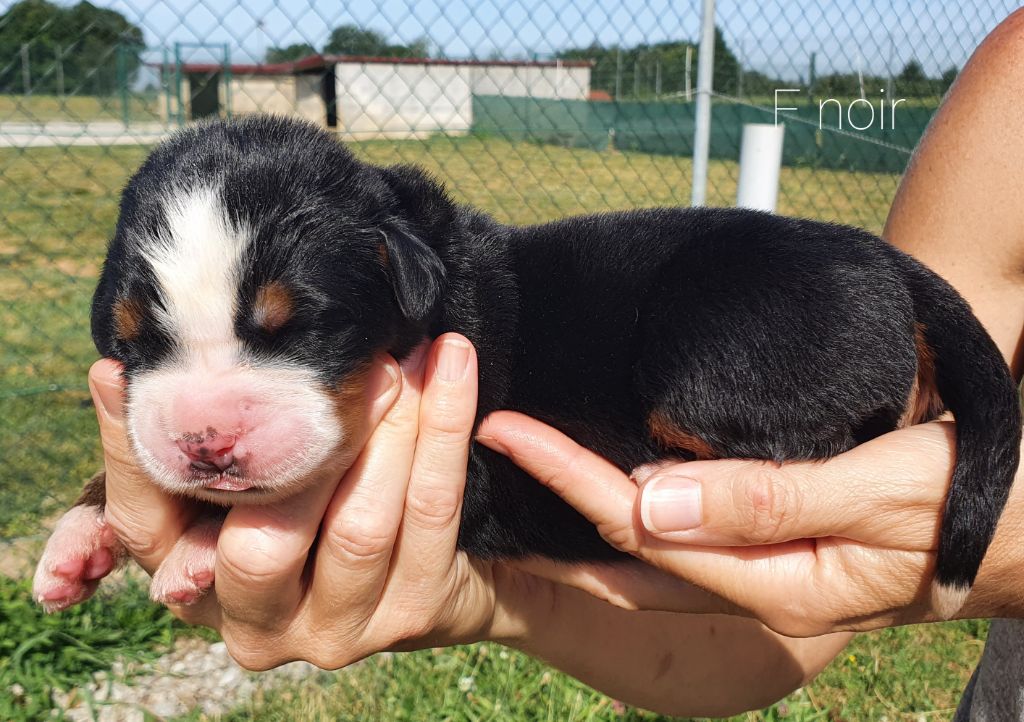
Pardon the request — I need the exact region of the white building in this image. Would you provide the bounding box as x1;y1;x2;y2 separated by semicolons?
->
159;54;593;139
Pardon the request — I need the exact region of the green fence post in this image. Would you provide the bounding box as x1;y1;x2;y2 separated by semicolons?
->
174;42;184;125
117;43;130;127
163;46;172;125
223;43;232;119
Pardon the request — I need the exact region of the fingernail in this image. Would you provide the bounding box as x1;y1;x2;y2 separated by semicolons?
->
369;359;400;400
475;433;507;455
640;476;702;533
436;338;471;382
93;377;124;422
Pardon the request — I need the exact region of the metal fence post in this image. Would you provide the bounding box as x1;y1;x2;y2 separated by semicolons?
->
223;42;232;119
174;41;184;125
117;43;130;126
690;0;715;206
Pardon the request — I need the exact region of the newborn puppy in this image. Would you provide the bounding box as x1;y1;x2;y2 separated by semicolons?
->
34;115;1020;618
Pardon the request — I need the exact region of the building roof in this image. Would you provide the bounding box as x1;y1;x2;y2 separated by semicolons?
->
152;53;593;76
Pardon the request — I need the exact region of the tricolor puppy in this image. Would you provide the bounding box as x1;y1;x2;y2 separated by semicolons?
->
34;115;1020;618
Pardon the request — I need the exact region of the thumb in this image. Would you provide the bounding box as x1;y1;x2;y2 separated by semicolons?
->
88;358;192;575
637;423;955;549
636;460;843;546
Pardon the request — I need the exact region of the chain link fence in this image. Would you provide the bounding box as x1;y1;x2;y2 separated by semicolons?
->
1;0;1014;531
0;0;1016;712
0;0;1014;546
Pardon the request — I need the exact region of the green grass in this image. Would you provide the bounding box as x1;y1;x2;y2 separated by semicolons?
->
0;135;967;720
0;93;163;123
0;575;180;721
190;622;986;721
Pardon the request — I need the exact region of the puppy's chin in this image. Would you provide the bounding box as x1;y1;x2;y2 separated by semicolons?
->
144;437;365;507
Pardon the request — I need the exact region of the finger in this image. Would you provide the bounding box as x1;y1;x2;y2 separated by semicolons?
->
215;356;402;631
479;411;942;635
510;557;748;617
304;346;428;628
636;422;955;549
388;335;477;591
89;359;191;575
477;411;645;555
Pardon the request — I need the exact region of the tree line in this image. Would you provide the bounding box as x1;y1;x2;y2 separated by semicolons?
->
558;30;956;101
0;0;957;101
266;26;431;63
0;0;143;95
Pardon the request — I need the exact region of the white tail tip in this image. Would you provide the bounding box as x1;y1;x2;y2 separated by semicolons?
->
931;580;971;620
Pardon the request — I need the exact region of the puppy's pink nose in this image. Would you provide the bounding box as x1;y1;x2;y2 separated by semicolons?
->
176;434;236;471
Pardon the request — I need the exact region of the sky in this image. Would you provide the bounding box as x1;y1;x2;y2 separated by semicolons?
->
4;0;1015;82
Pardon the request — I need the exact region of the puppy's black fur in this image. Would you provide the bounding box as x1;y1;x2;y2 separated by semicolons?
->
93;116;1021;605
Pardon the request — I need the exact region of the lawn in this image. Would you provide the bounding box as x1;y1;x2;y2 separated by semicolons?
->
0;134;976;721
0;93;163;123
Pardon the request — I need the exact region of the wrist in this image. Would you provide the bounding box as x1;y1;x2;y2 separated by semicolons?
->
484;564;557;648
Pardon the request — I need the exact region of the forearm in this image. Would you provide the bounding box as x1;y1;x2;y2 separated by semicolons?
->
884;10;1024;618
884;9;1024;373
488;567;849;717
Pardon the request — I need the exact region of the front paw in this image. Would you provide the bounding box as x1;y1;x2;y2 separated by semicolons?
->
150;522;219;606
33;505;126;613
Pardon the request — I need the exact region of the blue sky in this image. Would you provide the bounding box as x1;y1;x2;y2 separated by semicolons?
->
6;0;1015;81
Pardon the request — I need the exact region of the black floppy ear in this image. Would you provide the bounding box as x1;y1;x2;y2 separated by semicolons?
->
381;225;446;324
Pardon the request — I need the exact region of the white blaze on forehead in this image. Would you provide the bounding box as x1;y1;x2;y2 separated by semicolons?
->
144;186;248;355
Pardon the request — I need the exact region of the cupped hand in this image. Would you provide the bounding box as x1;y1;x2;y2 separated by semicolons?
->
476;412;997;637
93;334;512;670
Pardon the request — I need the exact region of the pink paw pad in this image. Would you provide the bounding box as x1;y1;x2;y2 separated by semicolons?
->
149;522;219;606
33;505;126;613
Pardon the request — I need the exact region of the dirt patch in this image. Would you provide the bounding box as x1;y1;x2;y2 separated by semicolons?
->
53;637;321;721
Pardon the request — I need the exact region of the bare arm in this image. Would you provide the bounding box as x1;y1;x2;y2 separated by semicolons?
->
492;569;849;718
884;8;1024;619
884;8;1024;373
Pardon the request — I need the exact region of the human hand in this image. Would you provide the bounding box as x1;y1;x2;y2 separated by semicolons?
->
96;334;515;669
476;412;1020;637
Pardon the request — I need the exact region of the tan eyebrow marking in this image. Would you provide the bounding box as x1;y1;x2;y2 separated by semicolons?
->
253;281;294;333
112;297;144;341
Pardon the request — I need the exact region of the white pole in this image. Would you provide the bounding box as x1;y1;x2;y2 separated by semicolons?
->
690;0;716;206
684;45;692;100
21;43;31;94
736;123;785;212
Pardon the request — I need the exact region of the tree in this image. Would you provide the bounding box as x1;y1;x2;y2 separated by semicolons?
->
324;24;431;58
712;27;741;95
559;40;697;99
941;66;958;91
557;27;745;99
265;43;316;64
898;60;926;83
0;0;144;95
324;25;388;55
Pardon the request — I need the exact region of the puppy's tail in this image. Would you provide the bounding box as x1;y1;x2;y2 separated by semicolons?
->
901;258;1021;618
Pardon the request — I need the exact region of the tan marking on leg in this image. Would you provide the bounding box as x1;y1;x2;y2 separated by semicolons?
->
900;323;945;427
647;410;717;460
